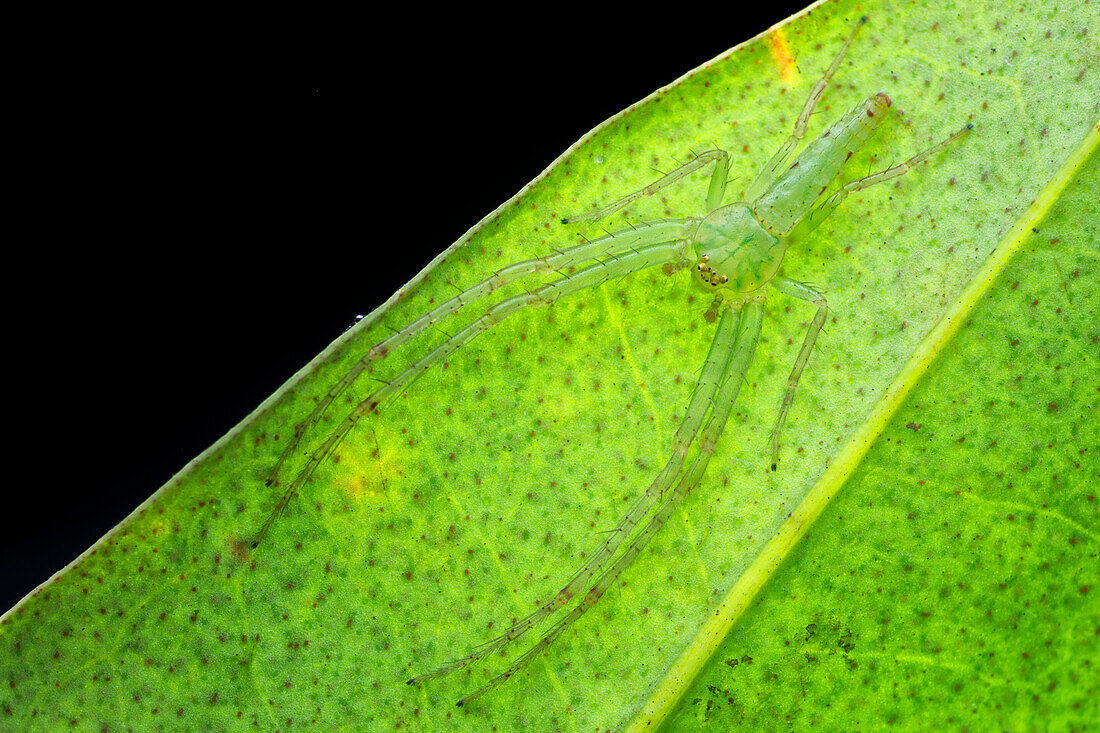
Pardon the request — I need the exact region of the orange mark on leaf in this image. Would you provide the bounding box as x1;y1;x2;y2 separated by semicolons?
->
767;27;796;83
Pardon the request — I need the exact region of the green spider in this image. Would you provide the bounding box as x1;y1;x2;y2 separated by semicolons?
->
252;16;970;707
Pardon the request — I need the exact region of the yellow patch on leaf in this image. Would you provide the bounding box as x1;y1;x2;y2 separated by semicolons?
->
768;27;796;84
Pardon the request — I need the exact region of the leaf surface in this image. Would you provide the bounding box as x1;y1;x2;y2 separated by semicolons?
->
2;1;1097;731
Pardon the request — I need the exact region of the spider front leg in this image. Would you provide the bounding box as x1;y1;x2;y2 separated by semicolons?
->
265;219;695;488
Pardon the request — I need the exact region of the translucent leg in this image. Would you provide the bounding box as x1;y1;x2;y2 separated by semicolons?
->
744;16;867;202
562;149;730;223
407;301;742;685
807;123;973;227
266;218;697;486
766;277;828;470
451;299;765;707
251;238;688;549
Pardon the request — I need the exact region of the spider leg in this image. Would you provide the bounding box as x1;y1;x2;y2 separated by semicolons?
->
266;219;698;487
408;294;742;684
452;299;764;707
805;123;972;229
744;16;867;202
562;149;730;223
252;236;691;549
766;277;828;470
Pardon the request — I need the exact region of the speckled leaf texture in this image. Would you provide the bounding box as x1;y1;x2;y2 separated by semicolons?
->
3;1;1097;731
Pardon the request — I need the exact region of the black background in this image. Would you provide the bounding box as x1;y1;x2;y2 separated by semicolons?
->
5;4;816;611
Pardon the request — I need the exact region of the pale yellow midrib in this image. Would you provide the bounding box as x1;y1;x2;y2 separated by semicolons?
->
624;118;1100;733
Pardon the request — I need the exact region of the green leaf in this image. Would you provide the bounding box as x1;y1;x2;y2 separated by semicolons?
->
3;2;1097;731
